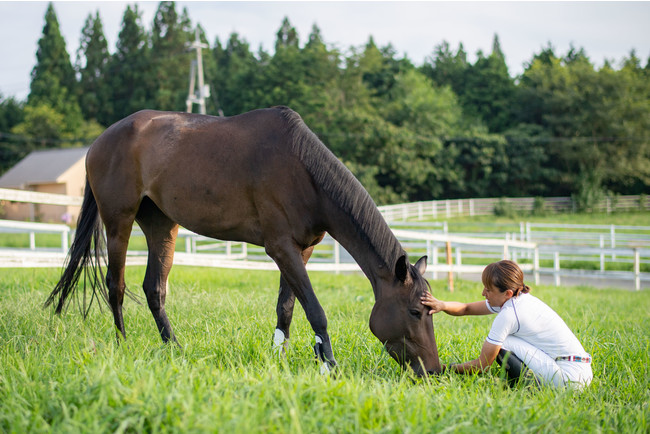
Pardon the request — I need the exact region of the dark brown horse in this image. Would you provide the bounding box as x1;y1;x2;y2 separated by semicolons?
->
45;107;441;376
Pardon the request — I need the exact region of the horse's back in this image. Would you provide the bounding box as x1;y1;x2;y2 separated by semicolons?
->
86;108;325;246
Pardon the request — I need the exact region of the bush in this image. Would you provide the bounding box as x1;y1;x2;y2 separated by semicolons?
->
531;196;547;216
493;197;517;218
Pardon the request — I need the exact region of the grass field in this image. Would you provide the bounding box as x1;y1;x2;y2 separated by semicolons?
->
0;265;648;433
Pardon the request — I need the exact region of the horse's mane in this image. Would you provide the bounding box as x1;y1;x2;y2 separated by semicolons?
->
278;106;404;270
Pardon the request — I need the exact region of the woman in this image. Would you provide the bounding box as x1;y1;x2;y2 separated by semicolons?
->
421;260;592;388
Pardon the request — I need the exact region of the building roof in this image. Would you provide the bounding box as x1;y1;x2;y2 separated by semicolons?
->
0;147;89;188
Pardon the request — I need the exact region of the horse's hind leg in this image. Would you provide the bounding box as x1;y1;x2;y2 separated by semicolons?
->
104;217;136;341
136;197;179;344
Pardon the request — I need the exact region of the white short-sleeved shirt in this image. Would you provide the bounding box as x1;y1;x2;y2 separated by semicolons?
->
485;293;589;360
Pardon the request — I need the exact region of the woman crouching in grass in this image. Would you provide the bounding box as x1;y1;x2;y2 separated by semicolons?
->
421;260;592;389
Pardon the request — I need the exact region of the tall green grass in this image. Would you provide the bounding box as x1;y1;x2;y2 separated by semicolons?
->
0;266;648;432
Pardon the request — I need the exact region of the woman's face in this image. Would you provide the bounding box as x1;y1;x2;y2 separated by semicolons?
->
482;283;512;308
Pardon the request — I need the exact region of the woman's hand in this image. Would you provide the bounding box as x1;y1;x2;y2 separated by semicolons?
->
421;291;446;315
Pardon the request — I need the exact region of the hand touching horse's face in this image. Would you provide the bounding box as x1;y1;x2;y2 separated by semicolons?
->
369;256;442;376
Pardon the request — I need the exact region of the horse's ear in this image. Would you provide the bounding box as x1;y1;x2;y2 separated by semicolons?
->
415;256;428;275
395;255;409;283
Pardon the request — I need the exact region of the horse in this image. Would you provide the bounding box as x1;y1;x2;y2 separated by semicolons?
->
45;106;442;376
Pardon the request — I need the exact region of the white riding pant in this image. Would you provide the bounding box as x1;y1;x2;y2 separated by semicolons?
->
502;335;593;389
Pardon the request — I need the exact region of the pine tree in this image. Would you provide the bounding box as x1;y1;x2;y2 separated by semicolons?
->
150;1;193;111
210;32;261;115
28;2;82;133
275;17;299;51
108;4;150;122
76;11;111;126
461;34;516;133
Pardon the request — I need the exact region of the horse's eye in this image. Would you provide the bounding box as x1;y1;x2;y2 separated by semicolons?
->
409;309;422;319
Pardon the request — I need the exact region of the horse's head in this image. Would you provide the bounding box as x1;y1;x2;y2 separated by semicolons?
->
369;255;442;377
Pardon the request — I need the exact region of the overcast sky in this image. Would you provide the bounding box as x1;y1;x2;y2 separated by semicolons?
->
1;1;649;101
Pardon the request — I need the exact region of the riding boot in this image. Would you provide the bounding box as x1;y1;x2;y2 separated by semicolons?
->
496;348;542;387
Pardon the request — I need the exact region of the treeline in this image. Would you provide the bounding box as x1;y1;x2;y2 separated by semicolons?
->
1;1;649;206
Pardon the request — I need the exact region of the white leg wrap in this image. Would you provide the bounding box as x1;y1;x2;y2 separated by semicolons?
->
314;335;331;375
273;329;287;357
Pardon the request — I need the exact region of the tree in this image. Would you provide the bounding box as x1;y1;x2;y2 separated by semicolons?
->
28;2;82;133
275;17;299;51
355;37;413;99
421;40;469;98
460;34;516;133
0;94;24;133
76;11;111;126
0;94;26;174
149;1;193;111
108;4;150;123
210;32;262;115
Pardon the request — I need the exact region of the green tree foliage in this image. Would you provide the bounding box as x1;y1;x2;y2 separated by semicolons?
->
76;12;111;126
108;4;151;123
460;35;517;133
149;1;193;111
422;41;469;103
2;2;649;205
210;33;262;115
0;95;26;173
28;2;83;133
517;45;650;198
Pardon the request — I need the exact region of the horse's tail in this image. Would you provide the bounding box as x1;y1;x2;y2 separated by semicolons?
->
45;179;108;316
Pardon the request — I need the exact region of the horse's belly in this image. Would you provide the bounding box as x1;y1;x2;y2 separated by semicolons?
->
152;191;265;246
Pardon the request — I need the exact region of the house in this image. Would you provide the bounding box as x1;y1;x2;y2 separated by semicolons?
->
0;147;88;222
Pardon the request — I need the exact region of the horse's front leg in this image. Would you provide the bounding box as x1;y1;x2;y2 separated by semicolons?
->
268;240;337;374
273;275;295;357
273;244;318;357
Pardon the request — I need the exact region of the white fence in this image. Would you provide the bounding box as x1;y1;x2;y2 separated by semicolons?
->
1;188;648;290
379;195;650;222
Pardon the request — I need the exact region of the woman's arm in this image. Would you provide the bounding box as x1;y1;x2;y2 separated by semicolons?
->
449;341;501;374
421;292;492;316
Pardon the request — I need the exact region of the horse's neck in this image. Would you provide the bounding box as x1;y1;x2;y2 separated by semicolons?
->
324;201;401;293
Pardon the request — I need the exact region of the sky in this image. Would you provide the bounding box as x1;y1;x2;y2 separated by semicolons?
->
1;1;649;101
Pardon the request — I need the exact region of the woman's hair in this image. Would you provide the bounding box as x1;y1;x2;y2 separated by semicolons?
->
481;260;531;296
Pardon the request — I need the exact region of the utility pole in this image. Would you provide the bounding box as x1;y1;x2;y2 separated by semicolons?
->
186;28;210;114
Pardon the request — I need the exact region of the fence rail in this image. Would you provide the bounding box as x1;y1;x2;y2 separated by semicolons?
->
379;195;650;222
0;189;648;290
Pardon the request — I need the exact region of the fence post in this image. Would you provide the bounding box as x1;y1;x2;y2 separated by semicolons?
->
334;239;341;275
469;199;474;216
534;247;540;285
554;252;561;286
432;244;438;280
610;225;616;260
61;228;69;253
634;248;640;291
446;241;454;292
503;233;510;260
599;235;605;271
